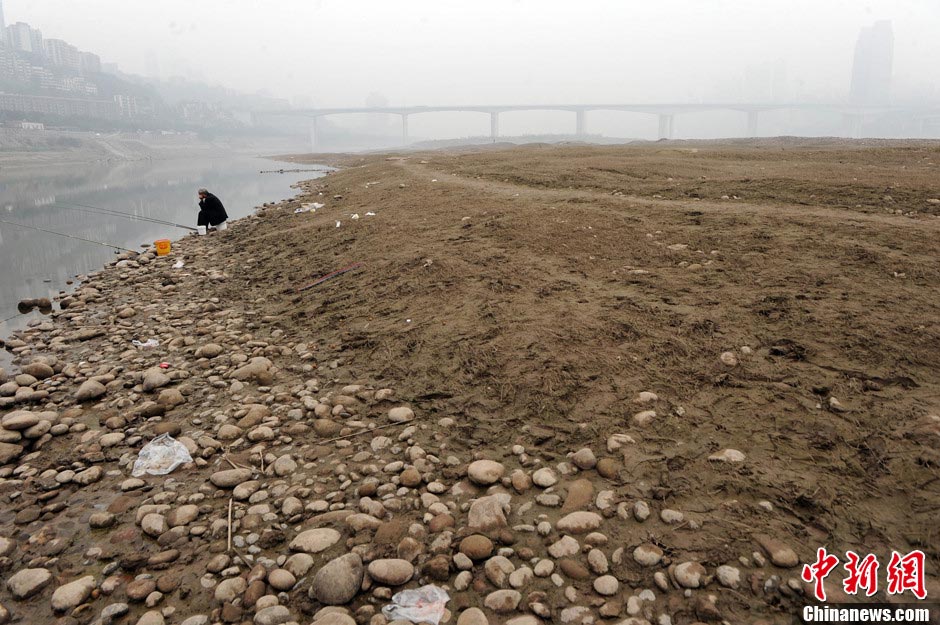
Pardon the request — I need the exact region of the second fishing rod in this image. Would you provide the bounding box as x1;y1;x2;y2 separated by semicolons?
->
49;199;198;231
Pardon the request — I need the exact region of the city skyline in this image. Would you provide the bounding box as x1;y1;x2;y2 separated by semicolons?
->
5;0;938;109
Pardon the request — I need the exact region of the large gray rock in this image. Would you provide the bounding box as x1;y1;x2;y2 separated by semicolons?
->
555;511;603;534
254;606;291;625
214;576;247;602
75;380;107;402
0;443;24;465
289;528;341;553
309;553;363;605
231;357;273;384
21;363;54;380
7;567;52;599
468;494;508;531
458;608;490;625
366;559;414;586
1;411;39;431
210;468;253;488
467;460;505;485
136;611;165;625
142;369;170;393
51;575;96;612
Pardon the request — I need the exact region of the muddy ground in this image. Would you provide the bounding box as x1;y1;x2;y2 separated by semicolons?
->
264;140;940;596
1;139;938;625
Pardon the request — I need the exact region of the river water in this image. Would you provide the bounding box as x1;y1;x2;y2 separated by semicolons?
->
0;155;325;366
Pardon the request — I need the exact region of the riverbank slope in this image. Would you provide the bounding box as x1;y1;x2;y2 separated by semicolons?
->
0;140;938;624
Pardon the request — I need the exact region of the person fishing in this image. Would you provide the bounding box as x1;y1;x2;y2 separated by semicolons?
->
197;188;229;232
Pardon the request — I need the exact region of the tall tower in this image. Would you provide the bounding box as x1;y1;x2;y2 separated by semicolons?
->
849;20;894;105
0;1;6;45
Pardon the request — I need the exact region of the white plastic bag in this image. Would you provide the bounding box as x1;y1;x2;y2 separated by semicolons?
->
131;433;193;477
382;585;450;625
132;338;160;349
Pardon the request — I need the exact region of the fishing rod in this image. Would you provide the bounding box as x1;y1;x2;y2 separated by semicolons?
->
52;199;198;231
0;218;138;253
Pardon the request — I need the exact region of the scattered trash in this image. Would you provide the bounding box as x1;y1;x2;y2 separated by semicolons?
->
382;585;450;625
158;362;171;369
131;433;193;477
294;202;324;214
132;338;160;349
172;260;185;269
365;212;376;216
336;221;341;228
351;213;360;220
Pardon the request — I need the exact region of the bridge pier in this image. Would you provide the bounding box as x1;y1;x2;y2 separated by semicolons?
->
657;114;674;140
490;111;500;140
401;113;409;145
746;111;759;137
575;110;587;137
844;113;863;139
309;116;320;151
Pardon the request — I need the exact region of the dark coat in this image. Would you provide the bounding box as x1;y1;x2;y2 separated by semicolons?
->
197;193;228;226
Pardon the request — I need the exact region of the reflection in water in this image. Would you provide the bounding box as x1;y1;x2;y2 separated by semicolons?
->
0;157;324;364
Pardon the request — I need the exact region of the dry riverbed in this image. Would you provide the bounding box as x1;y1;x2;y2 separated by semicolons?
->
0;140;938;625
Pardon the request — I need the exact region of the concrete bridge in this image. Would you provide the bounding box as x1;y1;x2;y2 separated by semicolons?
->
258;103;940;147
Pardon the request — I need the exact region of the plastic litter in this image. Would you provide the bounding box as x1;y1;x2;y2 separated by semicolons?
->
335;221;341;228
131;433;193;477
172;260;185;269
294;202;323;214
351;213;360;220
365;212;376;216
382;585;450;625
132;338;160;349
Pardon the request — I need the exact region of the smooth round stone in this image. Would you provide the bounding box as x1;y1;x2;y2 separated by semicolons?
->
51;575;96;611
388;407;414;423
289;528;341;553
633;544;663;567
571;448;597;470
267;569;296;591
467;460;505;485
593;575;619;596
367;559;414;586
214;576;247;602
555;511;602;534
457;608;489;625
674;561;706;588
459;535;494;560
310;553;363;605
532;468;557;487
7;568;52;599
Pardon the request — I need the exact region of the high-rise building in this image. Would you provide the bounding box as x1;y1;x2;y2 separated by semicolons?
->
80;51;101;75
44;38;81;72
5;21;41;55
0;0;6;45
850;21;893;105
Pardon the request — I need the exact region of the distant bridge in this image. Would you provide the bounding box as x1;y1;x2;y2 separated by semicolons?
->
257;102;940;147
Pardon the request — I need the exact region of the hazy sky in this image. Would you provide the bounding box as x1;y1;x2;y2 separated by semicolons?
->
6;0;939;108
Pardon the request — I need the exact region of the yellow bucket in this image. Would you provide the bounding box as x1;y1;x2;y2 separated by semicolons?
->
155;239;171;256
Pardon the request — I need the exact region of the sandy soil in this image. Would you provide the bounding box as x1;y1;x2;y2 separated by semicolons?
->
262;141;940;607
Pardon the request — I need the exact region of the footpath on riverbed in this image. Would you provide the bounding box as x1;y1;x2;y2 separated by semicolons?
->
0;142;939;625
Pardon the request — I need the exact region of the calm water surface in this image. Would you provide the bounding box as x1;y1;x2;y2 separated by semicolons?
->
0;156;325;366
